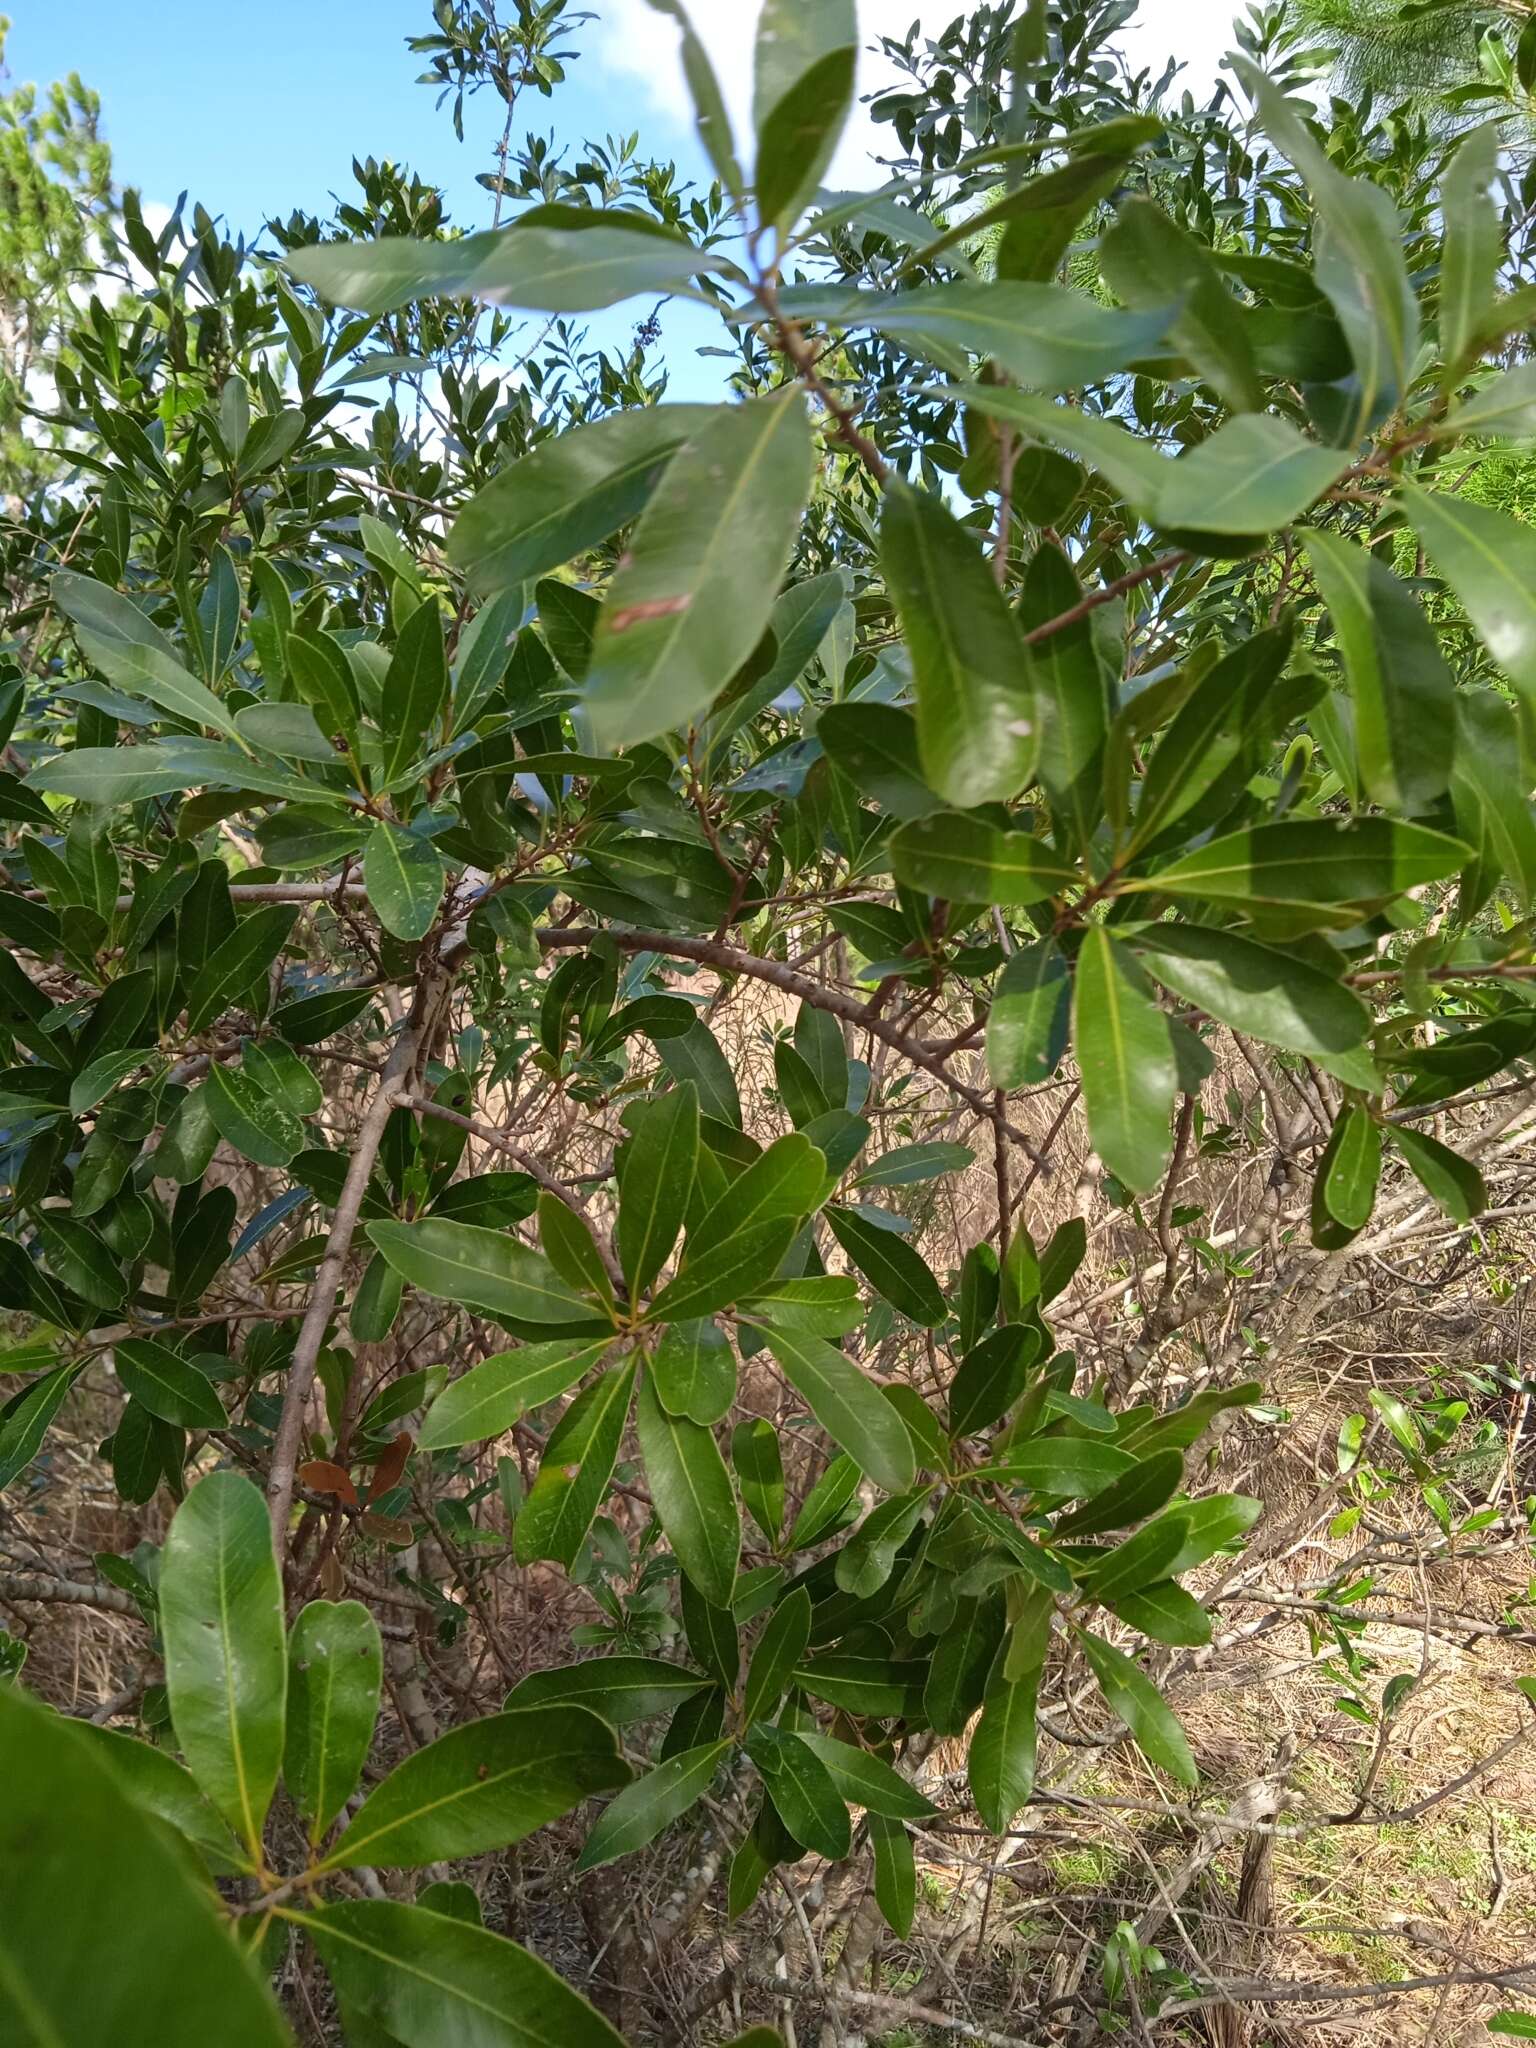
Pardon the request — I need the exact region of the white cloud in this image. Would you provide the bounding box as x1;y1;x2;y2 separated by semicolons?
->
592;1;1243;189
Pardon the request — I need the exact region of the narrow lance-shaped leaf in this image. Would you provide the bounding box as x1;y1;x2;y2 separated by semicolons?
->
757;1321;915;1495
881;478;1037;808
514;1360;637;1570
1072;929;1176;1195
158;1471;287;1860
581;391;814;752
635;1370;740;1610
1303;531;1453;812
285;1599;383;1843
617;1082;699;1297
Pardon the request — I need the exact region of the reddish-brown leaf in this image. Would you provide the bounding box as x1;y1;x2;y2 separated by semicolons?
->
366;1432;412;1504
298;1458;360;1509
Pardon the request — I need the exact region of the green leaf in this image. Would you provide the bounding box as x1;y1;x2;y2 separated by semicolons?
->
747;1723;851;1859
1440;125;1501;381
286;1599;382;1843
368;1218;611;1336
732;1417;785;1543
205;1058;306;1168
287;629;361;755
987;939;1070;1089
1390;1125;1486;1224
1164;1494;1262;1575
514;1361;637;1569
1303;531;1453;811
652;1319;737;1426
756;39;856;233
575;1738;732;1870
1129;622;1294;850
53;570;242;739
1312;1105;1381;1246
75;1723;248;1875
646;0;745;204
0;1685;289;2047
791;1653;927;1719
321;1705;628;1870
855;1141;975;1190
891;811;1076;905
644;1219;797;1324
114;1337;226;1430
743;1586;813;1727
536;1193;617;1311
635;1370;740;1608
834;1485;932;1597
1073;929;1176;1195
952;388;1347;541
364;822;446;942
1053;1448;1184;1539
870;1812;916;1936
1132;925;1370;1058
1081;1513;1190;1602
159;1471;287;1860
235;700;339;763
288;215;719;315
618;1082;699;1297
1234;56;1417;436
949;1325;1039;1441
504;1656;709;1725
1099;196;1262;411
978;1437;1135;1496
880;477;1037;806
1112;1581;1212;1647
1135;818;1470;918
184;906;299;1034
1401;482;1536;717
1076;1628;1196;1785
26;746;225;805
776;280;1173;392
379;599;450;786
968;1642;1043;1832
823;1205;945;1326
816;702;942;821
581;392;815;751
758;1322;916;1494
924;1592;1007;1736
449;406;716;595
298;1897;626;2048
419;1339;611;1450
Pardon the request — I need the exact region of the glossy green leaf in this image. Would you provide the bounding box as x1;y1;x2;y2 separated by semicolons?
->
644;1219;797;1325
978;1436;1135;1496
420;1339;613;1450
968;1643;1044;1833
159;1471;287;1859
514;1360;637;1570
824;1204;945;1326
364;821;446;941
743;1585;813;1726
449;406;715;594
368;1218;611;1336
987;938;1070;1088
732;1417;785;1543
74;1722;247;1875
575;1738;731;1870
1077;1627;1196;1785
617;1082;699;1296
1401;483;1536;716
1304;531;1453;811
635;1369;740;1608
286;1599;382;1842
890;812;1076;905
322;1704;627;1870
1440;124;1500;381
1390;1124;1487;1224
1073;928;1176;1194
298;1897;625;2048
1136;818;1470;917
205;1059;306;1168
184;906;298;1033
870;1812;917;1936
378;599;449;786
504;1656;709;1725
114;1337;226;1430
1099;195;1262;411
288;215;719;315
53;570;242;739
1132;924;1370;1058
0;1686;289;2047
1312;1105;1381;1246
758;1322;915;1494
581;391;814;751
776;280;1173;392
747;1723;851;1859
651;1318;736;1426
881;477;1037;807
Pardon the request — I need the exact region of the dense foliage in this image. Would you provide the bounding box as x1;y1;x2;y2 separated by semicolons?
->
3;1;1536;2040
